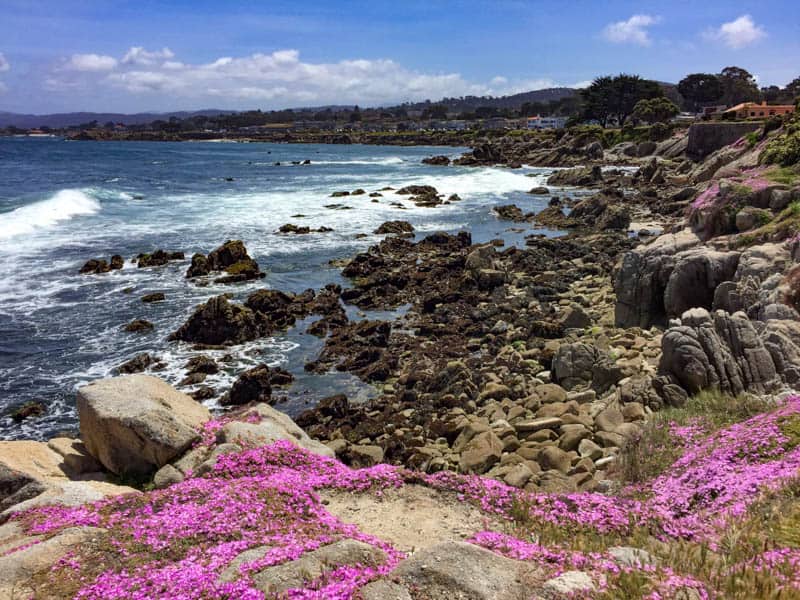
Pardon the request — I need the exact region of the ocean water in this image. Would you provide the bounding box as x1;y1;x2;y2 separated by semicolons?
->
0;137;578;440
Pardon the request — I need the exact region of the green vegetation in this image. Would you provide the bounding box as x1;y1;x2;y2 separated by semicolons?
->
618;389;772;484
631;97;680;124
579;74;664;128
765;165;800;186
762;113;800;167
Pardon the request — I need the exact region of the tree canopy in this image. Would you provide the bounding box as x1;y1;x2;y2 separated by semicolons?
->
632;97;680;124
677;73;723;110
580;74;664;127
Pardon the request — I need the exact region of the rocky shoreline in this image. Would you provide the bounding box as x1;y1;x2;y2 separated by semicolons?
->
3;115;800;597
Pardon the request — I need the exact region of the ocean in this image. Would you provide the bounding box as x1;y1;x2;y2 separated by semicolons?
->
0;137;573;440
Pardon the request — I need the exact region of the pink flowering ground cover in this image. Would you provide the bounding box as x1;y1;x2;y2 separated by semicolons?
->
10;396;800;599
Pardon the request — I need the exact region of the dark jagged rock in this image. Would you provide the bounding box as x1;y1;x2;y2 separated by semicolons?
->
79;259;110;274
136;250;184;268
493;204;531;222
278;224;333;234
422;155;451;166
141;292;166;303
123;319;154;333
374;221;414;235
9;401;45;422
186;240;264;283
110;255;124;270
117;352;159;374
185;355;219;375
170;295;265;345
547;165;602;187
224;364;273;406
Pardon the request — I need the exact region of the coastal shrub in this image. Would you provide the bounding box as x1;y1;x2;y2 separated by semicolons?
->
761;113;800;166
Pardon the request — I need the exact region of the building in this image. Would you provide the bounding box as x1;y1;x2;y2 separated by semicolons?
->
722;101;795;120
700;105;728;118
527;115;568;130
483;117;509;130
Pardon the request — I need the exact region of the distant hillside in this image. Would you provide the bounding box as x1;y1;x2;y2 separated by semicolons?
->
0;110;232;129
391;88;579;112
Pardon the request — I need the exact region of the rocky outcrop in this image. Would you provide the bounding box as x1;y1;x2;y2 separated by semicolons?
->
77;374;211;476
662;248;740;317
186;240;264;283
223;364;293;406
658;308;785;396
614;229;703;328
547;165;602;187
136;249;184;268
374;221;414;236
79;255;123;274
170;295;265;345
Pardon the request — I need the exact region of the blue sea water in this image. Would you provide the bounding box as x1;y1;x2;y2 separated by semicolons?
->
0;137;573;440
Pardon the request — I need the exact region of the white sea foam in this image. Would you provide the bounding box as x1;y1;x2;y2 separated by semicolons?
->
0;189;101;241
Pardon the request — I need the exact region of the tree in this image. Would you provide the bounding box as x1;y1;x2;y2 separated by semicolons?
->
580;74;663;127
421;104;448;120
784;77;800;102
632;97;680;124
349;107;361;123
677;73;723;111
718;66;760;106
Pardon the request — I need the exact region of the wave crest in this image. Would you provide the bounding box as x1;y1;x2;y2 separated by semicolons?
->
0;189;101;240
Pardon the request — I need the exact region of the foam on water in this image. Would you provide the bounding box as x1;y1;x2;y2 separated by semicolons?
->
0;189;101;241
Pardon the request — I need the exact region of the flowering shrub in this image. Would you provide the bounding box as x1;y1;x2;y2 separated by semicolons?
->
10;397;800;599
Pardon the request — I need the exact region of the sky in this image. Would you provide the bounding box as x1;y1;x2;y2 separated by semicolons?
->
0;0;798;114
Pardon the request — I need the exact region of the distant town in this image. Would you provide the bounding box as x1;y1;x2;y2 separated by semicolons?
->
3;66;797;142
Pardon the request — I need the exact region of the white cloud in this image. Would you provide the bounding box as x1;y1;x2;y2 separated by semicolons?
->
45;48;580;108
602;15;660;46
66;53;118;71
121;46;175;66
704;15;766;49
0;53;9;72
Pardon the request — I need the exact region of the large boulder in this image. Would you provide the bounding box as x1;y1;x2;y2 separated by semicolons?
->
0;439;135;517
77;375;211;476
217;403;334;458
366;542;538;600
659;309;781;396
552;342;622;392
170;295;264;345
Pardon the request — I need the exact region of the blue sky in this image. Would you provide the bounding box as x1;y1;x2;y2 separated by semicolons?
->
0;0;798;113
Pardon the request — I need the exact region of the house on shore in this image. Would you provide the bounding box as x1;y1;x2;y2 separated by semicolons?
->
722;101;795;120
527;115;567;130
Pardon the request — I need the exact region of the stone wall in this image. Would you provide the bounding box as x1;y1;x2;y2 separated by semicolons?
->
686;122;762;160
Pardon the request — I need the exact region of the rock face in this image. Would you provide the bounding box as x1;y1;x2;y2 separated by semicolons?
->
77;375;211;476
614;229;703;328
170;295;264;345
658;309;782;396
662;249;740;318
